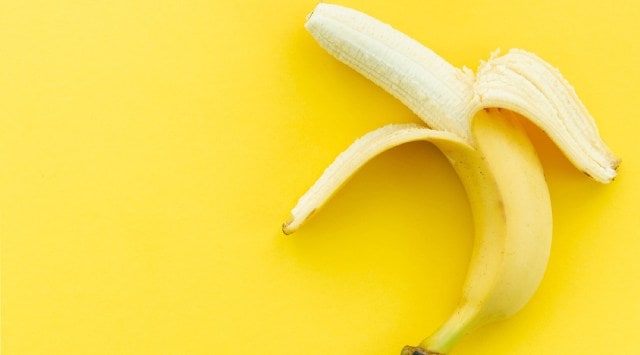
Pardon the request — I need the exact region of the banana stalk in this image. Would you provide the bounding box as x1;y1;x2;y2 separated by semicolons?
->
284;3;619;354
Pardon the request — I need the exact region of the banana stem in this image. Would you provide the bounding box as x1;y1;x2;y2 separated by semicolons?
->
400;346;443;355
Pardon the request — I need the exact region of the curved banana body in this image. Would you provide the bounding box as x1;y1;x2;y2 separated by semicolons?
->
414;111;552;354
284;3;619;354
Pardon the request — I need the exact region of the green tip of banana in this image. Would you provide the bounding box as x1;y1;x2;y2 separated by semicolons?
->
284;3;620;353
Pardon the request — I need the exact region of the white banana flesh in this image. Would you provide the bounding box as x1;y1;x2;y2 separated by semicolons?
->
304;3;478;141
284;3;619;354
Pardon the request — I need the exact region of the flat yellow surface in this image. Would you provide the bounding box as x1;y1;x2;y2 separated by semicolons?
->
2;0;639;354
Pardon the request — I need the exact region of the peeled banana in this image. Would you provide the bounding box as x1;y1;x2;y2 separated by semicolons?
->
283;3;620;354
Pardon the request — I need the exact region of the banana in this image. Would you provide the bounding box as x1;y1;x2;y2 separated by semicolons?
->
410;110;552;354
283;3;620;354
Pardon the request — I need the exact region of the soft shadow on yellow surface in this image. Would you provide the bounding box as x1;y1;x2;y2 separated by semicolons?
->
1;0;639;354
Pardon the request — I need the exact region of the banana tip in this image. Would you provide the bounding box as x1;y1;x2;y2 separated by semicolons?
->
282;216;295;235
613;157;622;171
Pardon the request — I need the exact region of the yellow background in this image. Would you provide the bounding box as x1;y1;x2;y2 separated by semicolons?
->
2;0;639;354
